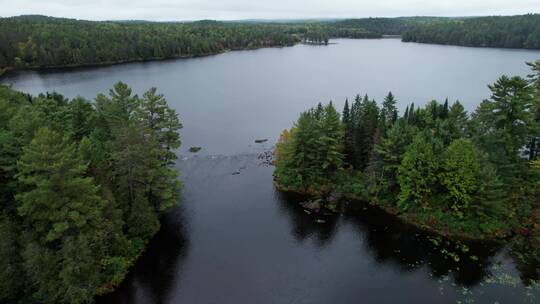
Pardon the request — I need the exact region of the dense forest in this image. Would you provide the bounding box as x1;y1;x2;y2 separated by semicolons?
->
0;83;182;303
0;15;388;72
275;60;540;240
0;15;305;72
402;14;540;49
1;14;540;75
0;15;438;73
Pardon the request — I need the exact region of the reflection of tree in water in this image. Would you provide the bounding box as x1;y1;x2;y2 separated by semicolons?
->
344;206;503;287
276;189;507;288
510;236;540;285
275;191;339;248
97;206;190;304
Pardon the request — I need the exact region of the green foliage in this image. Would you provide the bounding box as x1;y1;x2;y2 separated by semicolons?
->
276;62;540;239
275;102;343;191
0;15;466;71
0;83;182;303
471;75;535;183
402;14;540;49
397;131;440;211
439;139;481;216
0;214;25;301
348;94;380;170
380;91;398;133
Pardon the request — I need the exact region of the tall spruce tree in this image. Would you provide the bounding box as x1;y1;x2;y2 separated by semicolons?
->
381;91;398;129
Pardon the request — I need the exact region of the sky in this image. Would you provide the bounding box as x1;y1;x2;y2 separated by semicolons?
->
1;0;540;21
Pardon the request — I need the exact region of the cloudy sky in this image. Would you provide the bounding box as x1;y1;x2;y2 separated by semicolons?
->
2;0;540;21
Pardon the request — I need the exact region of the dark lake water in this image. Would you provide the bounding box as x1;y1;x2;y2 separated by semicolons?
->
3;39;540;303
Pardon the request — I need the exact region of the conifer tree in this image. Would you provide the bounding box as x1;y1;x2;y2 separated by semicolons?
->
342;99;354;165
408;103;415;124
380;91;398;133
16;127;105;243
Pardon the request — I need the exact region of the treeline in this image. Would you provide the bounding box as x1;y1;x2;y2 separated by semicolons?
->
2;14;539;74
330;17;435;35
0;15;437;72
275;61;540;239
0;83;182;303
402;14;540;49
0;15;302;70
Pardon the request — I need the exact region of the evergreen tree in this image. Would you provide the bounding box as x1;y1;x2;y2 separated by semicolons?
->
471;76;534;183
408;103;415;124
447;101;468;140
0;214;25;302
351;95;380;170
380;91;398;133
403;105;409;122
137;87;183;165
342;99;355;166
16;127;105;243
527;60;540;160
275;102;344;190
0;84;183;303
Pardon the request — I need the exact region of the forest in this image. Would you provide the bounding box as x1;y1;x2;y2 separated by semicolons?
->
0;83;182;303
0;15;302;71
0;15;386;72
275;60;540;240
402;14;540;49
2;14;539;75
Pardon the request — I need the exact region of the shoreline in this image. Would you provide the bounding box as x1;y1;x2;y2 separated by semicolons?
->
0;44;297;78
402;39;540;51
4;38;539;78
274;181;512;243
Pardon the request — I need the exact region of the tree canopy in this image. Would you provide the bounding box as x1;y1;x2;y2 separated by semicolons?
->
275;61;540;239
0;82;182;303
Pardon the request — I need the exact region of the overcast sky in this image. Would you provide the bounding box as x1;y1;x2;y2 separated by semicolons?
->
2;0;540;21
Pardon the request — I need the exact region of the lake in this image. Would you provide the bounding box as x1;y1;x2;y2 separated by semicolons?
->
3;38;540;303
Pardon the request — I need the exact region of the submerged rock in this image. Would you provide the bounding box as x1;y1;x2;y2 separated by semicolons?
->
189;146;202;153
300;199;322;211
258;150;274;166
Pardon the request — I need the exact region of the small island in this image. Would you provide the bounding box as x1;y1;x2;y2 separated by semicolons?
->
274;61;540;242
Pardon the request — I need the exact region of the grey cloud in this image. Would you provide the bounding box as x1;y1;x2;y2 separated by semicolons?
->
1;0;539;21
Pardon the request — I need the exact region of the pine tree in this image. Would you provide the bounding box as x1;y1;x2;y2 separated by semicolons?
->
471;76;534;183
95;81;139;131
16;127;105;243
137;87;183;166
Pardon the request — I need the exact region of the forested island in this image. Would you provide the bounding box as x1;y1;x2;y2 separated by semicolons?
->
275;61;540;241
2;14;540;76
0;83;182;303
